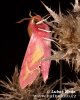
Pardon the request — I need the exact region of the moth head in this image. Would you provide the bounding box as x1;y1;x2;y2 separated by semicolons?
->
28;15;50;37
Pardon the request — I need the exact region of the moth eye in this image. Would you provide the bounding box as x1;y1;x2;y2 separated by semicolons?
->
34;19;39;24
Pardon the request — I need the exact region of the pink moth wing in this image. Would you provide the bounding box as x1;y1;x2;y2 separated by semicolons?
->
19;15;51;89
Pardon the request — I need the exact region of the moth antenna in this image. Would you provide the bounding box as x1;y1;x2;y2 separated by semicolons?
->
41;1;60;23
16;11;32;23
29;11;33;17
16;18;31;23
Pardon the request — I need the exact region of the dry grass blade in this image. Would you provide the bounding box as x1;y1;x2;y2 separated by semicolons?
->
0;66;60;100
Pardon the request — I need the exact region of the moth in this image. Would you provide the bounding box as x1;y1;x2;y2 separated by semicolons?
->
19;15;51;89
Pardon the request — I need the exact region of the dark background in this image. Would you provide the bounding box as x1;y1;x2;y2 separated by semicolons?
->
0;0;76;83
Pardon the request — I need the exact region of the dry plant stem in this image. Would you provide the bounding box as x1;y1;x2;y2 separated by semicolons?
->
59;60;62;91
